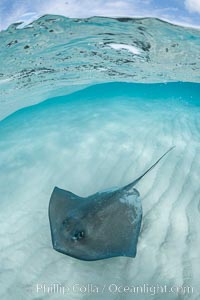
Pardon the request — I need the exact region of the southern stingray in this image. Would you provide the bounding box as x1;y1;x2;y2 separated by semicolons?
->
49;146;174;261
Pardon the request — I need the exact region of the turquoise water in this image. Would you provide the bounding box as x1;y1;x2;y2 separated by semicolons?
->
0;16;200;300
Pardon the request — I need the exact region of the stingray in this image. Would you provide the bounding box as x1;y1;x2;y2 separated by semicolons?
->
48;146;174;261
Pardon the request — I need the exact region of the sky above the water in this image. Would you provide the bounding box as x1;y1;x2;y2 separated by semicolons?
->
0;0;200;30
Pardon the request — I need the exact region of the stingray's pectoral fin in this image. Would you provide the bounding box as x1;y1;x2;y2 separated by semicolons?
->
48;186;82;251
49;186;82;218
128;248;137;258
128;234;140;258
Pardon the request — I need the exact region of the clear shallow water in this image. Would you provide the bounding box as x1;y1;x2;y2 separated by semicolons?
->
0;16;200;300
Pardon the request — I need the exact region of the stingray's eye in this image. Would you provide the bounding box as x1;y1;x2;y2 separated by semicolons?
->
72;230;85;241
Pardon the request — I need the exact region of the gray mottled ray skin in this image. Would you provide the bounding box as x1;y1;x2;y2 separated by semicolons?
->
48;147;174;261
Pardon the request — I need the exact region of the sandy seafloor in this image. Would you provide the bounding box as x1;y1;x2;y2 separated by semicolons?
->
0;82;200;300
0;15;200;300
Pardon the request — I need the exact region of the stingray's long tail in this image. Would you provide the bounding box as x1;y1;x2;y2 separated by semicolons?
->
124;146;175;190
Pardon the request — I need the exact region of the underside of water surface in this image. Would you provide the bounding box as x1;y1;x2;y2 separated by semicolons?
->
0;15;200;300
